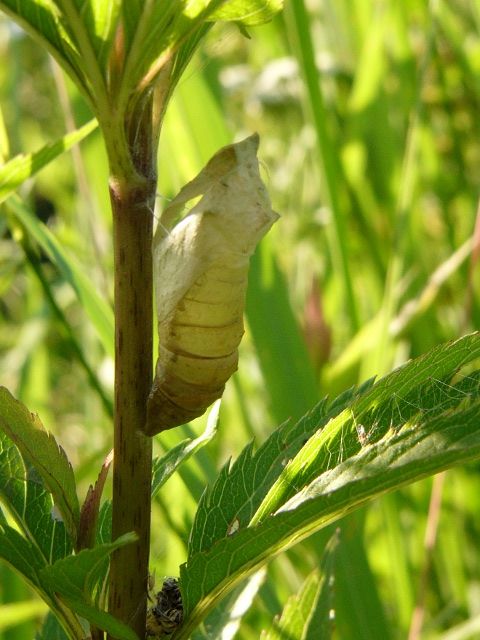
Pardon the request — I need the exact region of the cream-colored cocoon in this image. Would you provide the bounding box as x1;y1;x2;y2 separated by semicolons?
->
146;134;279;435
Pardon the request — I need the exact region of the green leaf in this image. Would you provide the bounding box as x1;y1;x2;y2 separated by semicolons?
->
261;534;336;639
0;430;71;564
40;532;136;603
209;0;283;25
0;1;91;101
118;0;281;110
35;612;69;640
0;514;81;637
0;523;47;593
118;1;223;105
124;0;281;86
262;572;319;639
261;570;326;639
0;120;97;205
180;398;480;635
55;0;121;73
176;334;480;636
59;597;139;640
0;524;78;636
303;535;337;640
5;196;114;357
188;382;373;556
96;499;112;546
192;569;266;640
151;400;219;499
253;333;480;523
0;388;80;545
39;532;139;639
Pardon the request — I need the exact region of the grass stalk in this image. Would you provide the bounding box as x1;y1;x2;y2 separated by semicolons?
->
285;0;359;332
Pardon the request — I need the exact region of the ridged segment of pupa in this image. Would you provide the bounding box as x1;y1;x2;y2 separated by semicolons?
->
145;134;279;435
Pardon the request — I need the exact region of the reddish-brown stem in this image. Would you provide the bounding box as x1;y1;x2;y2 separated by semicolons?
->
107;175;155;638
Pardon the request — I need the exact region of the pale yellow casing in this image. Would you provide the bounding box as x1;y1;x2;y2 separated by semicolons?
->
146;134;279;435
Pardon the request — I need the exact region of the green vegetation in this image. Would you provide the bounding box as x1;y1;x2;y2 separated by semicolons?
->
0;1;480;639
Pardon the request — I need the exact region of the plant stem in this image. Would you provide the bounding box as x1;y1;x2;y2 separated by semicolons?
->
107;171;155;637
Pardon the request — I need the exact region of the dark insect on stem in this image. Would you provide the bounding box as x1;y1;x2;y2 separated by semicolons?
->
146;577;183;638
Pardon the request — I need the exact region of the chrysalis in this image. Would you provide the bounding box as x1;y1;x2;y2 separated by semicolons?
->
145;134;278;435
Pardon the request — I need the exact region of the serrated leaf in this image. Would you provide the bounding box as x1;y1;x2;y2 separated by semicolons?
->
0;388;79;545
176;335;480;637
189;388;371;556
0;430;71;563
253;333;480;524
179;399;480;635
6;196;114;357
0;119;97;204
209;0;283;26
0;0;90;100
40;533;136;615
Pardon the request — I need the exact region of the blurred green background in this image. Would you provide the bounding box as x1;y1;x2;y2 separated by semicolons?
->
1;1;480;638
